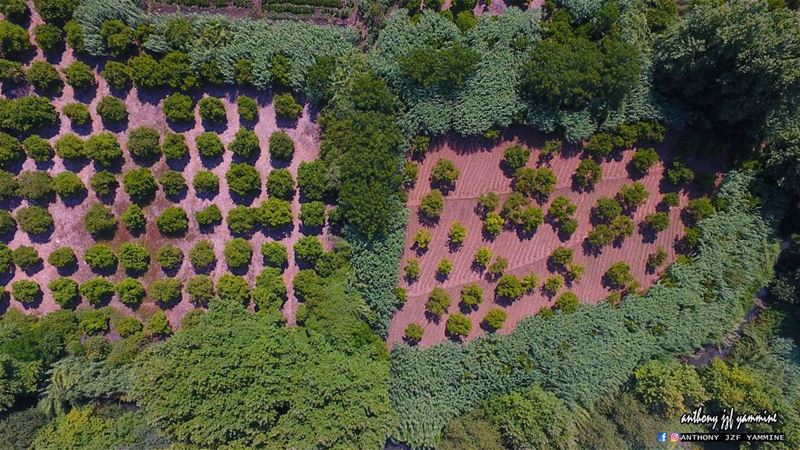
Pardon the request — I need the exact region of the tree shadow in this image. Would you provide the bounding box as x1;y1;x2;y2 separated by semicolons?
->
638;223;658;244
63;157;90;172
199;154;223;169
136;87;169;105
28;227;55;243
62;189;89;207
166;119;195;133
100;118;129;133
19;261;41;276
261;224;292;240
73;85;98;104
165;155;189;171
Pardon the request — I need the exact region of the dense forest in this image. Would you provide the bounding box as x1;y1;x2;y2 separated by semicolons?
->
0;0;799;449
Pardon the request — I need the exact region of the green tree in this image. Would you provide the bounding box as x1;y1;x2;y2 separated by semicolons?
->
163;93;194;123
196;131;224;159
224;237;252;269
126;126;161;160
96;96;127;123
229;128;259;159
226;163;260;198
635;359;708;418
62;61;94;90
84;132;122;167
156;245;184;272
268;131;294;161
156;207;188;236
16;205;53;235
446;313;471;338
426;287;451;317
189;240;216;271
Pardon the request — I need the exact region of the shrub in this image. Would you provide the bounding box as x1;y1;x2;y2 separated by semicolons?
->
63;19;83;52
265;170;293;201
149;278;182;307
645;212;669;232
33;23;62;53
0;0;28;23
12;279;40;304
163;93;194;123
476;192;500;215
16;170;53;201
412;229;432;250
483;212;504;237
405;323;424;343
297;160;325;200
186;275;214;305
543;274;564;295
0;170;16;202
27;61;62;94
229;128;259;158
99;19;134;57
237;95;258;122
261;242;288;270
144;310;171;337
96;96;127;123
0;133;22;171
196;132;224;158
84;243;116;272
89;171;117;198
0;243;9;272
460;283;483;308
161;51;198;91
198;97;226;123
123;168;157;202
426;287;451;317
605;261;634;290
120;204;145;233
662;192;680;207
300;201;325;228
667;160;694;186
0;59;24;86
294;235;324;266
436;259;453;277
12;245;40;269
62;102;90;126
83;202;116;236
33;0;78;26
448;222;467;245
115;316;143;337
126;127;161;162
195;204;222;227
118;242;149;274
129;53;163;88
548;196;577;224
553;292;579;315
62;61;94;90
0;209;14;235
224;237;252;269
217;274;250;304
446;313;471;338
0;20;30;58
116;277;145;307
430;159;459;190
52;171;84;199
648;246;668;269
474;247;492;268
405;258;420;280
49;277;79;307
0;96;58;134
403;161;419;189
189;171;219;197
16;205;53;235
226;163;260;198
594;197;623;222
617;182;649;210
550;247;573;267
273;92;302;119
503;145;530;172
159;170;186;198
496;274;523;300
268;131;294;161
227;205;257;235
85;132;122;167
688;197;716;222
481;308;506;332
518;206;544;233
156;245;184;271
162;132;188;161
156;207;188;236
253;267;286;311
630;148;659;173
48;246;76;269
514;167;556;200
100;61;132;91
23;135;53;163
573;159;602;190
189;240;215;271
419;189;444;220
501;192;529;224
55;133;84;160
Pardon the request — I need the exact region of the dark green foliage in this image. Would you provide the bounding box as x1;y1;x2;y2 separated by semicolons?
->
399;44;479;88
48;246;76;269
89;171;116;197
594;197;623;222
55;133;84;160
118;242;149;274
126;126;161;160
496;274;523;301
419;189;444;220
27;61;62;94
630;148;659;173
63;20;83;53
145;310;172;337
229;128;259;158
0;132;22;169
195;132;224;158
161;51;198;91
253;267;286;311
0;96;58;134
62;102;90;126
85;132;122;167
0;58;25;84
100;19;133;57
555;292;580;314
192;171;218;196
404;323;423;343
217;274;250;304
617;182;649;210
688;196;716;222
33;24;63;53
483;308;507;332
186;275;214;305
48;277;79;308
426;287;451;317
16;205;53;235
52;171;84;199
261;241;288;270
162;132;188;160
430;158;459;190
16;170;53;201
293;269;323;303
226;205;257;235
237;95;258;122
96;96;128;123
513;167;556;200
33;0;78;26
503;145;530;172
0;170;16;201
115;315;143;337
266;168;294;200
12;279;40;304
163;93;194;123
100;61;132;91
198;97;226;124
270;54;292;87
189;240;215;271
274;92;302;119
62;60;95;90
195;204;222;227
574;158;602;189
300;201;325;228
0;0;29;23
83;202;116;236
121;204;145;233
156;207;188;236
633;359;706;418
297;160;325;200
0;243;10;272
123;168;157;203
149;278;182;307
645;212;669;232
268;130;294;160
666;159;694;186
159;170;186;198
0;209;14;235
156;245;184;272
83;243;117;272
446;313;471;338
12;245;40;269
294;235;324;266
0;20;30;58
129;54;163;88
224;237;252;269
116;277;145;307
226;163;260;198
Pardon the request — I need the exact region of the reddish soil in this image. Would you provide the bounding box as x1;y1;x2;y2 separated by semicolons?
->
3;7;326;328
387;130;718;348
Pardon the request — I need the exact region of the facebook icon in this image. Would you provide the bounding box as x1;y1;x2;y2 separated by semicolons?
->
657;432;668;443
